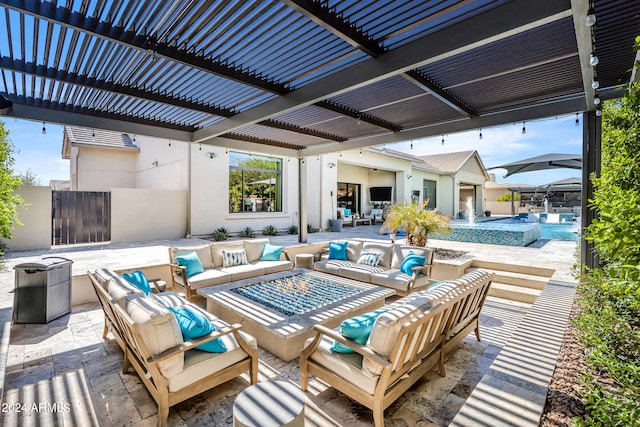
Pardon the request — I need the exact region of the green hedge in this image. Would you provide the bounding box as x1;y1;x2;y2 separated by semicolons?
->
578;41;640;426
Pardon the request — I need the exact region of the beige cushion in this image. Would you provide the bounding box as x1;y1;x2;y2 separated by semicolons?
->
186;269;233;290
166;307;257;392
243;238;269;263
362;242;394;268
370;271;412;292
124;294;184;378
314;260;352;275
210;241;244;267
171;245;214;270
107;277;145;306
339;264;386;283
252;260;293;275
93;268;119;287
391;246;434;269
149;292;190;307
306;336;378;395
221;264;265;282
363;295;434;377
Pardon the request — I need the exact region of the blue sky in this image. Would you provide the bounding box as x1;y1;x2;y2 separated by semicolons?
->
2;114;582;186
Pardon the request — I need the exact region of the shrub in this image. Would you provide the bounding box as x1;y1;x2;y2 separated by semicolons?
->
212;227;229;241
496;192;520;202
307;224;316;233
576;60;640;426
239;227;256;238
262;225;278;236
287;225;298;235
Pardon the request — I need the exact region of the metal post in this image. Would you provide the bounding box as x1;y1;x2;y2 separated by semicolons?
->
581;111;601;270
298;157;308;243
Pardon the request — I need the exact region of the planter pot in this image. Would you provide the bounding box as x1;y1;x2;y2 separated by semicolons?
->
328;219;343;232
484;210;491;217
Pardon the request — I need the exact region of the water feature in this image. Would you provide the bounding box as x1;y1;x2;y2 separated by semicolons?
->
543;198;549;213
466;196;475;226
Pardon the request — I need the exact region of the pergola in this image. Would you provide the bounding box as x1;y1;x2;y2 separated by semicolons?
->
1;0;639;264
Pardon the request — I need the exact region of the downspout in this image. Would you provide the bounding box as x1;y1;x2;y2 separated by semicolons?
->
450;175;456;218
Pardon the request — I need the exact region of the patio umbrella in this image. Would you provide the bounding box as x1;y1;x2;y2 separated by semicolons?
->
544;177;582;186
489;153;582;178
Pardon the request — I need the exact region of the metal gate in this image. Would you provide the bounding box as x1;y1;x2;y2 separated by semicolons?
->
52;191;111;245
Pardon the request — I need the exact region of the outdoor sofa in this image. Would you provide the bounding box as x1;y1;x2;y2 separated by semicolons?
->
88;269;259;427
300;269;493;427
313;239;434;296
168;238;292;300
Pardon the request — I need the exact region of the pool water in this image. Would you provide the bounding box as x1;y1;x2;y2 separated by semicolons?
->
492;218;580;241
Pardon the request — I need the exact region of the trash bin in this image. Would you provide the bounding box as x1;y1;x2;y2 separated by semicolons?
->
13;257;73;324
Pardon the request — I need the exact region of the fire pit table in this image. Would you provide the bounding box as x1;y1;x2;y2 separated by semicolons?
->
197;269;394;361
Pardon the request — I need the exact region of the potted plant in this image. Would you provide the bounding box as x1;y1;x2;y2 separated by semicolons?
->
382;201;451;246
328;190;343;232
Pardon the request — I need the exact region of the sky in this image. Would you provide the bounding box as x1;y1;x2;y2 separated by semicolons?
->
2;114;583;186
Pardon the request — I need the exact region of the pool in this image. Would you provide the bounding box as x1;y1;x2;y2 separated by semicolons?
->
431;217;580;246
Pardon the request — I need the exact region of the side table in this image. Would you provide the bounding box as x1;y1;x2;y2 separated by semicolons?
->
294;253;314;269
233;380;305;427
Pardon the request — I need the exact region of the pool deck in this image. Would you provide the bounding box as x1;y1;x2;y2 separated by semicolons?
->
0;226;579;426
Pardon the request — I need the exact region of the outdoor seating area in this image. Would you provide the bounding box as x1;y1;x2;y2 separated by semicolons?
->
0;230;578;426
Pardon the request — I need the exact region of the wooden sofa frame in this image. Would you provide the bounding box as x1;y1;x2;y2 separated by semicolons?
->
300;272;493;427
88;271;259;427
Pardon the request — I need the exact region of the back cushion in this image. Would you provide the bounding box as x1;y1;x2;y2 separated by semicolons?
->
391;246;434;269
124;294;184;378
362;242;394;268
344;240;363;262
107;277;145;307
93;268;119;288
243;238;269;263
172;245;214;270
210;241;244;267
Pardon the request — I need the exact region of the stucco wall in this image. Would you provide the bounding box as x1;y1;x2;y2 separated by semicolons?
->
135;136;188;190
0;186;52;252
110;188;188;243
75;148;137;191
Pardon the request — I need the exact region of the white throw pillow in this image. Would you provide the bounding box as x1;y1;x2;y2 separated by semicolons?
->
356;250;381;267
222;249;248;268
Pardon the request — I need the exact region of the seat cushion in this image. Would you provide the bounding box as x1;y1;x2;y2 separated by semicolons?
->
339;264;386;283
124;294;184;378
167;325;257;392
220;264;265;282
107;277;145;306
370;270;412;292
306;336;378;395
252;260;293;275
313;260;354;275
186;269;232;290
171;245;214;270
361;242;394;268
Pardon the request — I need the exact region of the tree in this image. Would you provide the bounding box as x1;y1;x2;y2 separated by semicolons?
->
0;120;24;242
19;168;41;186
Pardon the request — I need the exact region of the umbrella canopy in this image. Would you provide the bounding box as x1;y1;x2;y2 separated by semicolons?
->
544;177;582;186
489;153;582;178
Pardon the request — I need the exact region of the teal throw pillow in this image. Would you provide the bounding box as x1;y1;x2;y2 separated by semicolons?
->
331;308;387;353
259;243;284;261
122;270;152;296
400;252;426;276
175;251;205;277
328;241;348;260
166;306;226;353
344;208;351;217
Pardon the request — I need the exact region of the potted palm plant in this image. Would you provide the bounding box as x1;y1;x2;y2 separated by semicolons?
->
382;201;451;246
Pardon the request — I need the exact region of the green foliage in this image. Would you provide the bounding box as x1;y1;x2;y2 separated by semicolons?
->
307;224;316;233
576;69;640;426
496;192;520;202
287;225;298;235
19;169;41;186
382;201;451;247
239;227;256;238
212;227;229;241
0;120;24;240
262;225;278;236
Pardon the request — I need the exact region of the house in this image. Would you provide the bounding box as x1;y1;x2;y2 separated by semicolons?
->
59;127;491;240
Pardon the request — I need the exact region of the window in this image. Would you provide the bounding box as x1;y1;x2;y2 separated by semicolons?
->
229;152;282;213
423;180;436;210
337;182;360;214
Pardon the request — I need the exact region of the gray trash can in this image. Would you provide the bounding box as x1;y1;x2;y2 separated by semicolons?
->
13;257;73;324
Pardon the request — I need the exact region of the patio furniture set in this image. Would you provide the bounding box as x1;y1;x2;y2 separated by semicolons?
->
88;238;494;427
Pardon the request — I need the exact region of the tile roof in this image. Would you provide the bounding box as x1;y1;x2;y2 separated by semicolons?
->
62;126;139;159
